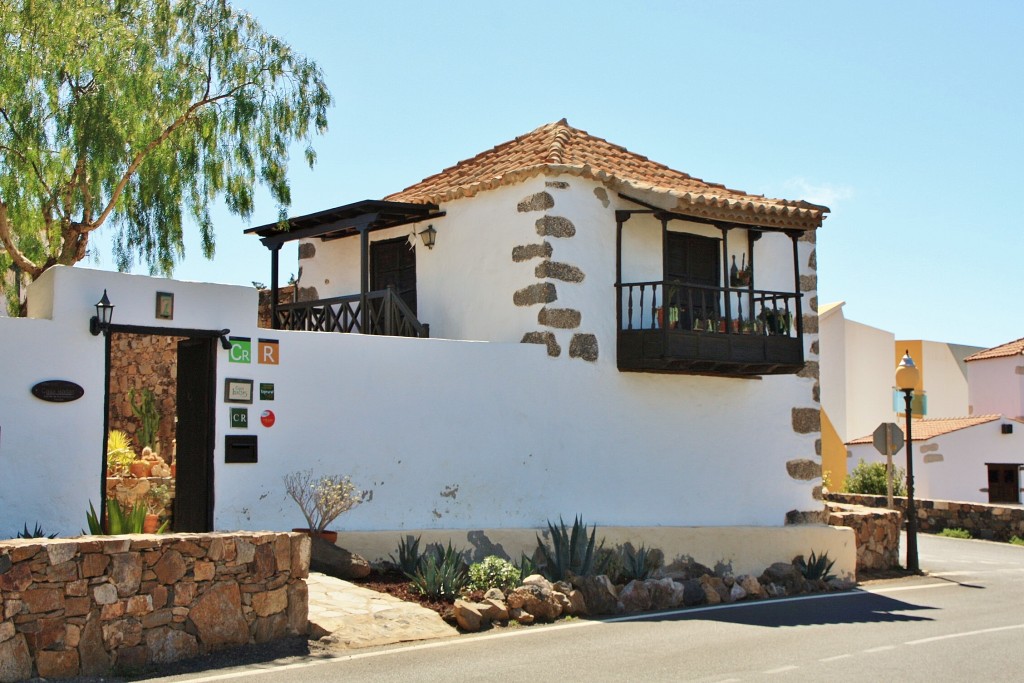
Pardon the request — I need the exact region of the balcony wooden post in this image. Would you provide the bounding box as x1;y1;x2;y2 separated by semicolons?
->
789;230;803;336
720;225;732;331
359;225;369;334
270;244;281;330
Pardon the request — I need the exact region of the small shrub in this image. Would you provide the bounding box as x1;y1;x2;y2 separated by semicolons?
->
795;550;836;582
843;459;906;496
17;523;57;539
1009;536;1024;546
619;544;661;582
390;535;424;575
536;515;603;582
937;528;972;539
467;556;521;592
408;542;468;600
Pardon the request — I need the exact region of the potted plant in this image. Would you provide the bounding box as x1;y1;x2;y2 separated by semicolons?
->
144;483;171;533
283;469;367;544
106;430;136;478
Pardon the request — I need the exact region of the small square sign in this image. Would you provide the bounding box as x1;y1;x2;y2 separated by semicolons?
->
229;407;248;429
258;338;279;365
229;337;251;364
259;383;275;401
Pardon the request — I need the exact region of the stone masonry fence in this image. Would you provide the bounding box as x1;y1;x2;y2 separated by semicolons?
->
0;531;310;681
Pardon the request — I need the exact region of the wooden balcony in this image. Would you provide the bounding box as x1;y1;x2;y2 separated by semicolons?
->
617;281;804;376
274;287;429;338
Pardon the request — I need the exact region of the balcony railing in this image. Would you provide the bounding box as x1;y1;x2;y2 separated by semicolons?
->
617;280;804;376
274;287;429;338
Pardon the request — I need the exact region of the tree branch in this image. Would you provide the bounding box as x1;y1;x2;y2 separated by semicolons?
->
0;201;42;278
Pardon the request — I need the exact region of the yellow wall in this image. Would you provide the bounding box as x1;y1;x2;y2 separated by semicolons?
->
821;408;846;489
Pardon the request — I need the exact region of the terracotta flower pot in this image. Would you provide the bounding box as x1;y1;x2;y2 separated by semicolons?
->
292;528;338;544
129;461;151;478
143;514;160;533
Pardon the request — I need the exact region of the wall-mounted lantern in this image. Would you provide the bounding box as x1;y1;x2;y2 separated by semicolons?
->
418;224;437;250
89;290;114;336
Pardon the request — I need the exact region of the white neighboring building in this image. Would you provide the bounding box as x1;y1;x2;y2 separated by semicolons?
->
0;121;859;575
966;337;1024;420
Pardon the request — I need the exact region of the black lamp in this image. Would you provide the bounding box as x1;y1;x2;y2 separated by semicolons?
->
90;290;114;336
418;225;437;250
895;350;921;573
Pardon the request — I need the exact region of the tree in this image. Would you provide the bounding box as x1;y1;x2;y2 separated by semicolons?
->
0;0;331;313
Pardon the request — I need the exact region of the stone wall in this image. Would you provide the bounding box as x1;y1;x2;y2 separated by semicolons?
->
108;333;184;460
825;502;902;575
827;492;1024;541
0;532;309;681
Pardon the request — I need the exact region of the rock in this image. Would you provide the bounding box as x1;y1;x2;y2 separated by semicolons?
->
187;582;250;648
618;580;652;613
680;579;706;606
570;575;619;615
155;550;187;585
739;574;764;599
36;648;80;679
254;613;288;643
565;589;587;615
0;634;32;682
648;578;684;610
453;599;485;632
660;559;714;581
506;584;562;622
760;562;804;595
78;615;110;676
252;586;288;617
509;607;534;625
309;538;371;580
729;583;747;602
765;582;787;598
700;575;729;604
521;574;553;591
111;552;143;596
480;598;509;622
483;587;505;601
286;581;309;636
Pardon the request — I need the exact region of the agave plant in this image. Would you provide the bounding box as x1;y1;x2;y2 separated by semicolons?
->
535;515;602;582
389;535;424;575
408;542;468;600
796;550;836;582
85;499;167;535
620;544;660;582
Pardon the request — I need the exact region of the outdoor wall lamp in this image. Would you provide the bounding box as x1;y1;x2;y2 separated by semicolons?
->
218;330;232;350
89;290;114;336
895;350;921;573
418;224;437;249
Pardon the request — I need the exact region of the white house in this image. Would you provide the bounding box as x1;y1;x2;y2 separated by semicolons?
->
966;337;1024;420
0;121;855;576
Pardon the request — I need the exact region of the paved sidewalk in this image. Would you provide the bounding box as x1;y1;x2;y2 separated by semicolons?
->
306;572;459;649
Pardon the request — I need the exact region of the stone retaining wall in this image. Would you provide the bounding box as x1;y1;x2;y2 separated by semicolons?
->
0;532;309;681
825;502;901;575
826;492;1024;542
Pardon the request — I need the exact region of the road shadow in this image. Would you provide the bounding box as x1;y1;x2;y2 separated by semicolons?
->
614;590;938;628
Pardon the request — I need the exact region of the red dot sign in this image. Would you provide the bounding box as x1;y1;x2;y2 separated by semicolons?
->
260;410;275;428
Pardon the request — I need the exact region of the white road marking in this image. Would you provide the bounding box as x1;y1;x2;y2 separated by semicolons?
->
819;654;853;662
905;623;1024;645
863;645;897;653
763;665;799;674
864;582;959;594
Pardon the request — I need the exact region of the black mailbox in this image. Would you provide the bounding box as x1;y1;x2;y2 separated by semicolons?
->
224;435;257;463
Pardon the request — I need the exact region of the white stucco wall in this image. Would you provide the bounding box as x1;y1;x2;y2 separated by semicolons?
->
905;340;975;418
2;266;820;542
848;417;1024;503
968;355;1024;419
845;320;896;440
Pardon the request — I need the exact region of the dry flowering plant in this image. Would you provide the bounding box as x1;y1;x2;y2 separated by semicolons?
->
283;469;367;536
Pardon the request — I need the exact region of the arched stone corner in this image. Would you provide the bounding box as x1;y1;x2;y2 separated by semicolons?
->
569;334;599;362
535;216;575;238
538;307;581;329
812;382;820;404
593;187;610;208
791;407;820;434
786;458;822;481
517;192;554;213
512;242;553;263
797;361;819;380
535;261;585;283
521;331;561;357
785;508;828;525
815;439;822;456
799;230;816;244
513;283;557;307
545;181;569;189
809;340;819;356
298;243;316;260
802;314;819;334
799;274;817;293
808;248;816;270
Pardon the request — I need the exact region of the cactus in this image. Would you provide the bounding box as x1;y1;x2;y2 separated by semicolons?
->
128;388;160;450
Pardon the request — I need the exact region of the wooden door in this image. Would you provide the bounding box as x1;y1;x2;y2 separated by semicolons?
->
371;237;417;314
173;338;216;531
987;464;1020;504
665;232;720;323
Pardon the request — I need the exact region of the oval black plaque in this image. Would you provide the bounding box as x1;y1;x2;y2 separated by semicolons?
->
31;380;85;403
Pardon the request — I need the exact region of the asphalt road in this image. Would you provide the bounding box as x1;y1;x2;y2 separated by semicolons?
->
147;533;1024;683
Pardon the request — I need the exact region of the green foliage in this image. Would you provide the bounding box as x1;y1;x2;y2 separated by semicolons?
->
86;499;149;535
515;552;538;579
408;543;468;601
593;546;623;583
795;551;836;582
467;556;521;593
937;528;972;539
106;429;136;477
1009;536;1024;546
389;535;424;576
17;522;57;539
0;0;332;298
129;388;160;450
535;516;602;582
843;459;906;496
619;545;661;582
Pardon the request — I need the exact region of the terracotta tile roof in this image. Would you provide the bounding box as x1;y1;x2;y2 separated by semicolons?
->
384;119;829;231
847;414;1002;444
964;337;1024;362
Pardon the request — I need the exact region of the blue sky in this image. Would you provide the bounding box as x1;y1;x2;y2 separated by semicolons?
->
94;0;1023;349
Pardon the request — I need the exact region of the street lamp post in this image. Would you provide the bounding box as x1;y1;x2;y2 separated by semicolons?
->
895;351;920;573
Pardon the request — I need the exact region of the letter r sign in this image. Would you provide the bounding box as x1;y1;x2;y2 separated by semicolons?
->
258;339;279;365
